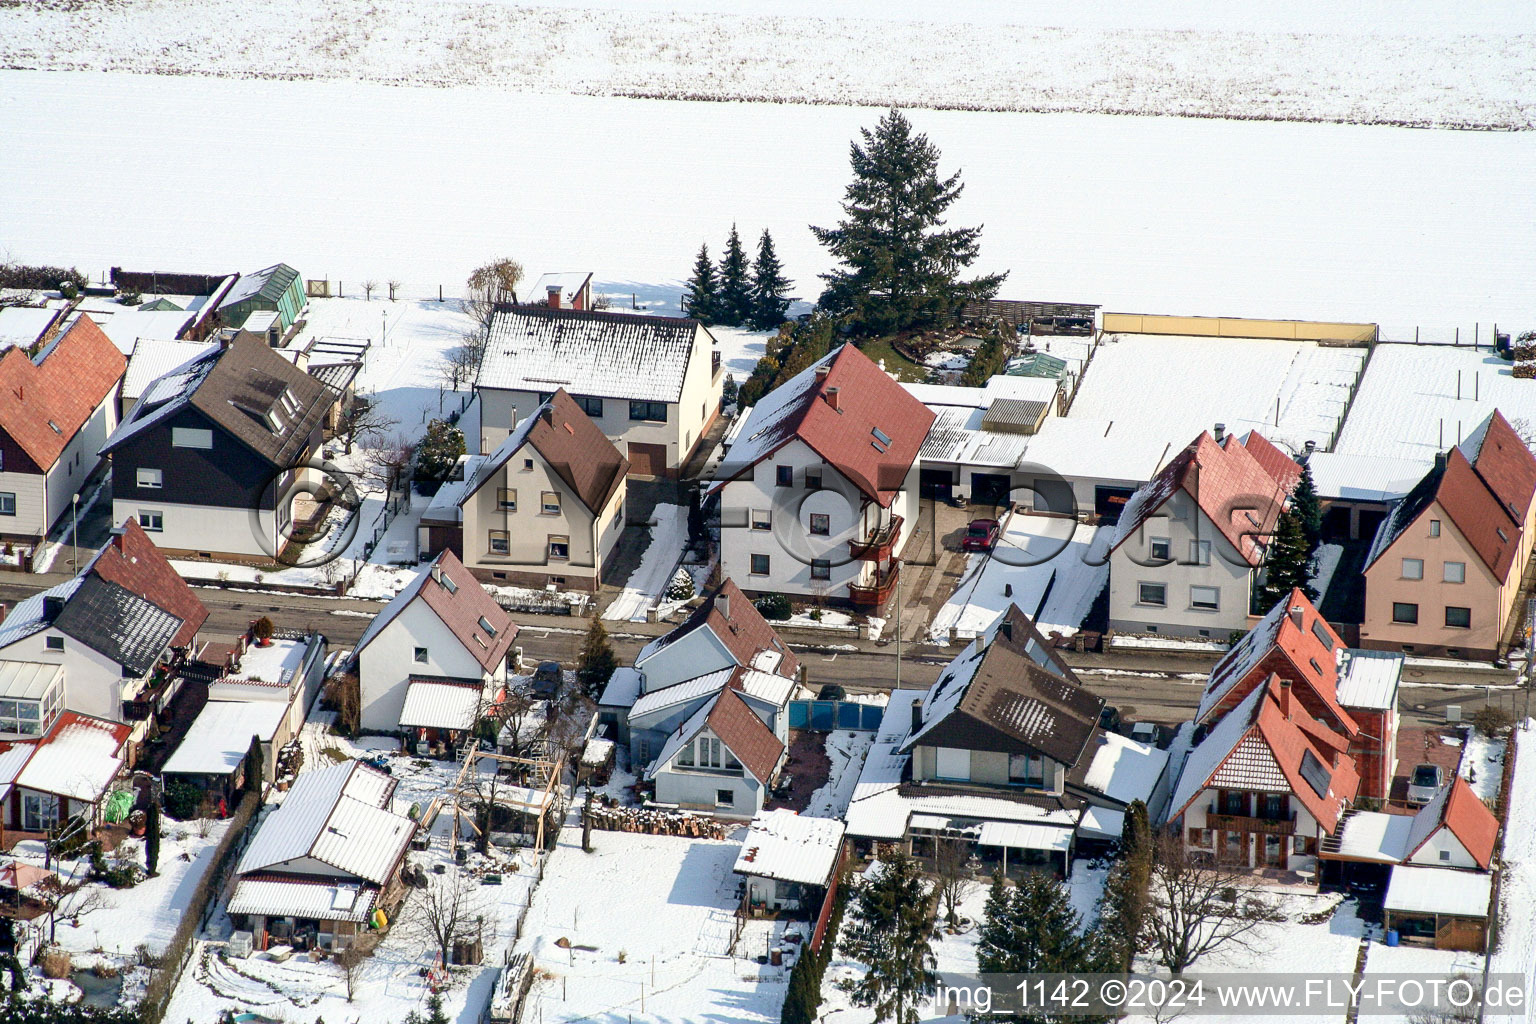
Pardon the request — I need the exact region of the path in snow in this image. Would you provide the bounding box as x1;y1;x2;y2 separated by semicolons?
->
603;503;689;622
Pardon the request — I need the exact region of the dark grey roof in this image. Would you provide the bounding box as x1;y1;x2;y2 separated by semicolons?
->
980;397;1050;435
53;577;183;676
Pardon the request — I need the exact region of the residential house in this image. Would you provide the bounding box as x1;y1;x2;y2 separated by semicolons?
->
844;606;1168;875
0;315;125;545
100;334;333;561
733;809;846;915
476;306;721;478
351;551;518;744
1108;427;1301;637
644;683;787;819
1321;775;1497;873
0;713;132;847
711;344;935;608
217;263;306;333
119;339;219;420
1169;675;1360;875
427;388;628;592
1360;411;1536;659
522;273;594;311
229;760;415;951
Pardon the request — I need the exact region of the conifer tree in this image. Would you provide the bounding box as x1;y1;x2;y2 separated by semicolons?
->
749;228;793;330
1262;507;1317;603
838;850;937;1024
1096;800;1153;970
684;243;718;324
1292;463;1324;551
716;224;752;327
812;109;1006;336
576;618;618;699
978;870;1095;975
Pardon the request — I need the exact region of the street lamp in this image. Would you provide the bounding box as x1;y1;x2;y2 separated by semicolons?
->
71;492;79;571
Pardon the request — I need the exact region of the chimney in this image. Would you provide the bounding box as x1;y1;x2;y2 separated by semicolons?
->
716;591;730;619
547;285;561;310
42;595;64;623
1434;450;1448;471
1213;422;1226;444
1278;677;1292;716
815;364;831;383
1289;605;1304;631
825;386;840;411
910;698;923;735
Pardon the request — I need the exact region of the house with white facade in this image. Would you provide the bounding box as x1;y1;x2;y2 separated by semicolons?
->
644;683;788;819
352;551;518;744
422;388;628;592
1108;427;1300;637
476;306;721;478
711;344;935;609
0;315;125;546
1320;775;1497;873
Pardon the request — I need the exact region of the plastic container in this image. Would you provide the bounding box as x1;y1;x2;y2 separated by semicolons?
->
1385;930;1400;947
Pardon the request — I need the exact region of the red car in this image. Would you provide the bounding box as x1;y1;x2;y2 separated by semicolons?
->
961;518;1001;552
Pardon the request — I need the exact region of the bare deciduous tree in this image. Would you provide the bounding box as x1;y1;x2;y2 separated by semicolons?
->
36;876;110;944
324;671;362;735
498;689;537;762
387;279;402;301
932;838;975;930
361;433;415;494
336;933;379;1001
1144;833;1283;974
437;334;484;393
465;258;524;336
362;279;378;301
409;867;488;968
337;396;398;456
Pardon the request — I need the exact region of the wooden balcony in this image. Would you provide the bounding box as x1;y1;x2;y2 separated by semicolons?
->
1207;807;1297;836
849;563;900;609
849;516;903;563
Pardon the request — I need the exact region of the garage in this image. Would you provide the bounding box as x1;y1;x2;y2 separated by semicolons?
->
626;442;668;478
920;468;956;501
969;472;1012;509
1095;485;1138;523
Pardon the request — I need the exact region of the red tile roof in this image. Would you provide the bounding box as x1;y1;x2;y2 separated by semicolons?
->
1410;775;1498;870
418;550;519;673
641;579;800;680
87;518;208;648
1460;410;1536;523
0;316;125;470
1112;430;1299;567
706;687;784;785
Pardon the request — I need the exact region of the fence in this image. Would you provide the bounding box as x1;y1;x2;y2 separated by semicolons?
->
787;700;885;732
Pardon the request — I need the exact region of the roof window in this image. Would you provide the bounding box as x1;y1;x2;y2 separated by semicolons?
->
478;615;497;637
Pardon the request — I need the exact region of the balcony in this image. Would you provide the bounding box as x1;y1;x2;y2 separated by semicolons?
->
121;699;153;722
1206;805;1297;836
712;350;722;379
849;516;903;563
849;562;900;608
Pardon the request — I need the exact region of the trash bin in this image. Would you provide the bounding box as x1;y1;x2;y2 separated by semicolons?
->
769;948;783;966
1385;930;1400;947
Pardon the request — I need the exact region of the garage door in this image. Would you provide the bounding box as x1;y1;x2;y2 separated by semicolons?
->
920;469;954;501
970;473;1012;508
626;442;668;478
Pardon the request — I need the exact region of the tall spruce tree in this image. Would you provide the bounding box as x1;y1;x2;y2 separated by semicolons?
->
1292;463;1324;550
1263;507;1317;602
838;851;938;1024
576;618;618;699
812;109;1006;336
978;870;1096;975
716;225;752;327
684;243;718;324
749;228;793;330
1096;800;1153;971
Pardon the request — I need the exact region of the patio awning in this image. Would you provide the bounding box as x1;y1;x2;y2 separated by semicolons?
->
977;820;1073;853
399;680;483;731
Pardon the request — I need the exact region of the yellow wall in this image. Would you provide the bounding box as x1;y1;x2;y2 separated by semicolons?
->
1103;313;1377;343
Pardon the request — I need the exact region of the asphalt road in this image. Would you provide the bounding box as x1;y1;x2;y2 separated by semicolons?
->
0;574;1524;732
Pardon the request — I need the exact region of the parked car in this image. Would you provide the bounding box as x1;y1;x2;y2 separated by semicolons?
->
1099;706;1122;733
1130;721;1159;746
961;518;1001;552
531;661;562;700
1407;763;1443;804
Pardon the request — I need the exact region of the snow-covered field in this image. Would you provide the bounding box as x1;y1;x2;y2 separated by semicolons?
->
1;1;1531;129
1487;721;1536;1024
3;73;1535;341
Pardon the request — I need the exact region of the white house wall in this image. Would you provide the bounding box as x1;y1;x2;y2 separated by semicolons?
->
1109;493;1256;637
357;601;504;732
108;499;279;559
0;472;46;540
1406;827;1479;870
635;627;734;693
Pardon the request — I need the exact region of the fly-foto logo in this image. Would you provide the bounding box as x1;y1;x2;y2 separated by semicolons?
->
250;458;363;567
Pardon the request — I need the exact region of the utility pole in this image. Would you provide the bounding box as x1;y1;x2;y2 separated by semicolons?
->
71;492;80;571
894;559;903;690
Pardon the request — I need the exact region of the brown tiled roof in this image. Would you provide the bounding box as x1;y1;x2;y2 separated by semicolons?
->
0;315;125;470
417;550;519;673
1236;430;1304;495
191;335;332;466
87;518;209;648
706;687;783;785
1411;775;1498;870
1460;410;1536;523
1437;449;1522;581
640;579;800;680
516;389;628;512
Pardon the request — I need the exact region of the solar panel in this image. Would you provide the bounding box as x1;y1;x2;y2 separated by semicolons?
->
1299;749;1331;798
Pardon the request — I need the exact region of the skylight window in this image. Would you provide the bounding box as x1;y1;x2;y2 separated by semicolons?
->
47;420;62;435
478;615;497;637
872;426;892;446
440;574;458;595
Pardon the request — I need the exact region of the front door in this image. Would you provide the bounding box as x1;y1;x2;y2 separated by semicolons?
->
1264;833;1284;867
626;442;667;478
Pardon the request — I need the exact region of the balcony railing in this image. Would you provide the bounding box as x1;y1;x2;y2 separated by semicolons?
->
849;562;900;608
849;516;903;563
121;699;153;722
1206;806;1297;836
712;351;722;379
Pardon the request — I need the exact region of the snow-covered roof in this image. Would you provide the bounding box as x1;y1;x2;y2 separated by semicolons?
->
231;636;311;686
399;680;484;731
228;876;378;923
918;404;1032;469
1077;806;1126;840
122;338;219;402
733;809;845;885
161;701;289;776
238;761;411;886
242;309;280;335
420;456;484;525
976;820;1074;852
0;744;34;802
478;306;705;403
1081;731;1168;806
598;666;642;709
1329;810;1415;863
630;666;740;720
17;715;128;802
1019;416;1174;484
1384;865;1491;917
90;308;195;354
0;305;58;350
1335;649;1403;711
1305;452;1426;503
1170;684;1270;816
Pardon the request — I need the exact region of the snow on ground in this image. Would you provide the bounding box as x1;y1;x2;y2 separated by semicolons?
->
1068;333;1366;455
1067;860;1110;930
514;825;787;1024
2;1;1530;129
1333;343;1536;468
803;729;877;819
1458;726;1507;804
603;503;688;622
1487;720;1536;1024
711;325;774;381
928;516;1108;641
3;74;1534;342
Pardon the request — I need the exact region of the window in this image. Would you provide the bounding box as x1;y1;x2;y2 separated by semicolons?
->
0;696;48;736
478;615;497;637
523;458;534;471
677;742;695;767
1429;519;1441;537
440;573;458;594
809;513;830;536
22;793;58;832
136;467;163;489
171;427;213;449
1224;831;1242;857
0;493;13;517
1150;537;1171;561
1222;791;1248;816
413;647;428;663
45;636;64;652
805;469;822;490
46;420;62;436
1190;586;1220;610
751;509;772;531
1402;558;1424;580
138;510;163;532
1392;602;1419;624
1443;561;1465;584
1138;582;1166;607
1439;849;1452;862
811;559;831;581
715;789;735;807
1292;835;1309;854
750;553;770;575
573;395;603;418
775;465;793;487
628;400;667;422
1189;539;1211;565
1498;527;1509;542
497;489;517;511
1263;794;1285;820
1008;753;1045;787
548;535;570;560
1311;620;1334;649
541;492;561;515
1445;606;1471;629
488;530;510;554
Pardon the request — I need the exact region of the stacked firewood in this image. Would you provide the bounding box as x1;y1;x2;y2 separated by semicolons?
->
584;804;733;841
